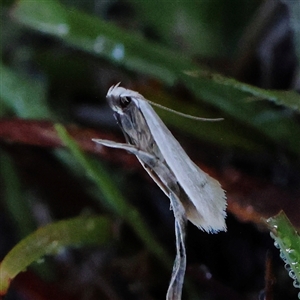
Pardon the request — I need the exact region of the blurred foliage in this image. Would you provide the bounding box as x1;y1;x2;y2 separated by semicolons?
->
0;65;53;119
0;216;112;294
7;0;300;153
0;150;36;238
1;0;300;299
130;0;259;57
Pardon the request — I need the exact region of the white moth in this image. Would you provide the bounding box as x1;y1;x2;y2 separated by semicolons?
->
94;83;227;232
93;83;227;299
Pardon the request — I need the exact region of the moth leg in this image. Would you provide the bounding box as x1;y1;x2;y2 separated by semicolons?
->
166;192;187;300
94;139;187;299
93;139;156;163
94;139;181;197
93;139;174;178
93;139;136;152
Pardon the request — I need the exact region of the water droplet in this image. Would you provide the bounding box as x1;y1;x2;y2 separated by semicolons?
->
273;241;280;249
286;248;294;254
56;24;69;35
294;265;300;271
293;280;300;288
86;219;96;231
36;258;45;264
94;36;105;53
289;269;296;279
111;43;124;61
285;263;291;271
280;251;287;262
51;240;59;248
46;240;60;254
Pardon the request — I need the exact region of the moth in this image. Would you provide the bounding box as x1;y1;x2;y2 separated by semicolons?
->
93;83;227;233
93;84;227;299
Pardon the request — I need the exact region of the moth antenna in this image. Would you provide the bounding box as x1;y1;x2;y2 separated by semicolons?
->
147;100;224;122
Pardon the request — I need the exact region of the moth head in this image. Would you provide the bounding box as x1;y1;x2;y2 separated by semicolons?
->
106;83;145;114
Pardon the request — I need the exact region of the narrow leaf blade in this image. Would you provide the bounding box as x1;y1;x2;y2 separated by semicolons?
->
0;216;112;295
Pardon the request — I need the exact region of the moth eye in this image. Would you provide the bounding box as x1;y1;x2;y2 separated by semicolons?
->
120;96;131;108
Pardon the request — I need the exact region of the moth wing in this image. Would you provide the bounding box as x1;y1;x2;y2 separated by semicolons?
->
137;99;227;233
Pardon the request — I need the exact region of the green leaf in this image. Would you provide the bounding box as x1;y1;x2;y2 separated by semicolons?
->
267;211;300;292
182;71;300;155
132;0;258;57
143;89;267;151
185;71;300;112
54;124;172;268
0;151;36;238
0;216;112;295
0;151;58;282
132;0;223;57
0;64;53;119
12;0;195;85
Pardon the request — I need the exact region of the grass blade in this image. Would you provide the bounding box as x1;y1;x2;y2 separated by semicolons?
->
0;216;112;295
